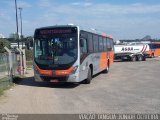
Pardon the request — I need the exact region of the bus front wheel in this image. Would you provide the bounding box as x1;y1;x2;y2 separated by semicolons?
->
84;68;92;84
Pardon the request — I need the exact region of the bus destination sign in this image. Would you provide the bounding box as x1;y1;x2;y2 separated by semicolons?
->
36;27;77;36
40;29;72;35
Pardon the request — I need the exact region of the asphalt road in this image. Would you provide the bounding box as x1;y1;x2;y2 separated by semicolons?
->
0;57;160;113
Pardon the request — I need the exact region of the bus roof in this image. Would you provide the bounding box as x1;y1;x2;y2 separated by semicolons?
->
35;25;78;30
35;25;113;39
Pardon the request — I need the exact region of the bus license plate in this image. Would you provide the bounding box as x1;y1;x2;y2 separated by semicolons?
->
50;79;59;83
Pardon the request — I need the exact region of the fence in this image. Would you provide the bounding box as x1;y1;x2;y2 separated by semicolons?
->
0;48;27;92
0;52;12;93
0;53;10;79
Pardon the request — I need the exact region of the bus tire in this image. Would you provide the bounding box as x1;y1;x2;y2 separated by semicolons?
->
103;62;109;73
84;68;92;84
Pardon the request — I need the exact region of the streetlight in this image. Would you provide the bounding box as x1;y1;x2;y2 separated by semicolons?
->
18;7;23;48
14;0;19;48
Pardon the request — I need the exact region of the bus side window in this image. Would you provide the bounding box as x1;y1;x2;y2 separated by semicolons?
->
80;38;87;55
103;37;107;51
99;36;103;52
106;38;111;51
93;35;99;52
110;39;114;50
88;34;93;53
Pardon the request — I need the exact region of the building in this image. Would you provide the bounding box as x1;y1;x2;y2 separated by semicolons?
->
11;42;25;49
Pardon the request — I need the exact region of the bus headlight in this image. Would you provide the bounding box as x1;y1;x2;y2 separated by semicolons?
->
71;66;78;74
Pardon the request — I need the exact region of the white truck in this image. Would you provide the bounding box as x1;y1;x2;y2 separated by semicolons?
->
114;43;150;61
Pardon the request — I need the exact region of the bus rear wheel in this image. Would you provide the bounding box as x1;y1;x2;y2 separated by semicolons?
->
84;68;92;84
103;62;109;73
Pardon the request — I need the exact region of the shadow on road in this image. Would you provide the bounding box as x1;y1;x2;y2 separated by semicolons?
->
14;76;80;89
114;60;132;62
13;68;111;89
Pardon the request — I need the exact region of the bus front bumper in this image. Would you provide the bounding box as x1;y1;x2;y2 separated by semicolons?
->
34;73;79;83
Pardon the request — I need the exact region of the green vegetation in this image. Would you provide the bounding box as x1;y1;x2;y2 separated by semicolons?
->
26;61;33;69
25;49;33;61
8;34;33;50
0;64;8;72
0;75;26;96
0;77;13;96
0;38;11;53
0;35;34;96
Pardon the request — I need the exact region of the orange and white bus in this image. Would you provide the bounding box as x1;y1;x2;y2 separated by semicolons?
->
33;25;114;84
147;42;160;57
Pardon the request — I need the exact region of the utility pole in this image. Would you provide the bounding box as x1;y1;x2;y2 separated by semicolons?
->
14;0;19;48
19;7;23;48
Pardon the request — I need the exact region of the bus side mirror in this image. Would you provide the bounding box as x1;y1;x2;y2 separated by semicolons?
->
80;39;84;47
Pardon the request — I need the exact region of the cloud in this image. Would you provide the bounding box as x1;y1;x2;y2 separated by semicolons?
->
84;2;92;6
71;2;92;7
71;2;81;6
0;9;11;20
0;9;5;16
0;12;4;16
83;3;160;15
31;3;160;39
18;1;32;8
113;3;160;14
1;1;160;39
3;0;32;9
43;3;160;17
38;0;52;7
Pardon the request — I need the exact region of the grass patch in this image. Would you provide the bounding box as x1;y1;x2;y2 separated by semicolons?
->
26;61;33;69
0;77;13;96
0;75;27;96
0;64;8;72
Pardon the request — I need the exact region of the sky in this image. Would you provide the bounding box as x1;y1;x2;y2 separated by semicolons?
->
0;0;160;40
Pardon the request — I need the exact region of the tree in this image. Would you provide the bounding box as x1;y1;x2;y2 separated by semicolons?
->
9;33;19;39
0;38;11;53
24;36;33;49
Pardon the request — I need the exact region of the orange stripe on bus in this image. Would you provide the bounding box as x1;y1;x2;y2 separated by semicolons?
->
99;52;107;70
35;65;73;76
55;67;73;76
35;65;52;76
108;51;114;65
155;49;160;56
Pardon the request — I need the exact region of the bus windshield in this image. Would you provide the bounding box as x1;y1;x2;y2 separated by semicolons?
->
34;36;77;69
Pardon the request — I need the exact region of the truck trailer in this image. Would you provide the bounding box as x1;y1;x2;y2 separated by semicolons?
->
114;43;149;61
